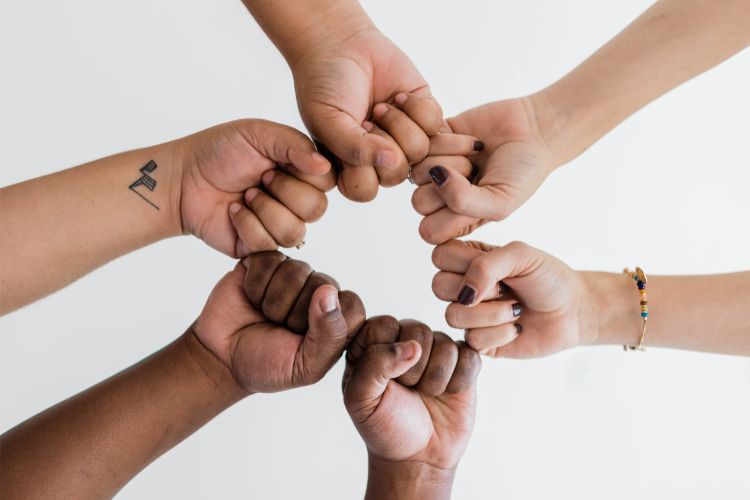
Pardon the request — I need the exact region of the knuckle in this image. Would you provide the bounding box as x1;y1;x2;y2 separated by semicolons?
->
279;223;306;248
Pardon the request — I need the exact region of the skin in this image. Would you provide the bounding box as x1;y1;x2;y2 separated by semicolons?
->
0;255;365;499
241;0;446;201
343;316;481;500
405;0;750;244
432;239;750;358
0;119;335;315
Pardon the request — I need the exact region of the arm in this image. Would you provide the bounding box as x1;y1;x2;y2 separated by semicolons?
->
431;239;750;357
0;119;332;315
0;255;365;498
241;0;443;202
343;317;482;499
409;0;750;244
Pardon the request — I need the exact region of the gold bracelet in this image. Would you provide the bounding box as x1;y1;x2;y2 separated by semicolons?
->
622;267;648;351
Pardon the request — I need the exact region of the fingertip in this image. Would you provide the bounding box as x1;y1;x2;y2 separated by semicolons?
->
245;188;260;204
398;339;421;362
394;92;408;106
229;201;242;215
261;170;276;186
375;149;399;170
372;103;389;119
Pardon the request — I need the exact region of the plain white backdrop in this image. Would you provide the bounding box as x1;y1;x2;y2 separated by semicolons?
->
2;1;750;498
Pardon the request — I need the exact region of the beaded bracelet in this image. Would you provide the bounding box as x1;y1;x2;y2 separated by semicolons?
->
623;267;648;351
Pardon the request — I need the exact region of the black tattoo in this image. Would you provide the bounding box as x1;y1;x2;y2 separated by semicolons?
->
129;160;159;210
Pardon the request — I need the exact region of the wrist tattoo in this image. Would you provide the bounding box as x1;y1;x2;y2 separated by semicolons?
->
129;160;159;210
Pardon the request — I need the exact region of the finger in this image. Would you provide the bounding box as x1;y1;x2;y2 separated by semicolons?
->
458;241;541;305
445;341;482;394
262;259;313;323
465;323;522;354
445;300;523;329
429;133;484;157
261;170;328;222
339;290;366;340
286;272;340;334
432;271;509;303
416;332;459;397
228;202;278;257
411;155;474;186
418;207;481;245
411;184;444;216
310;110;401;169
431;239;488;273
296;285;351;385
241;119;331;175
362;122;409;187
337;165;380;202
242;250;287;309
344;315;400;390
392;92;443;136
395;319;434;387
426;165;514;220
246;189;306;248
278;163;337;192
343;340;422;417
372;103;429;164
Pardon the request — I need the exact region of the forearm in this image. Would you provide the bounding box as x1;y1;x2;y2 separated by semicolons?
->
241;0;374;66
0;330;245;499
0;143;183;314
583;270;750;355
365;457;455;500
533;0;750;165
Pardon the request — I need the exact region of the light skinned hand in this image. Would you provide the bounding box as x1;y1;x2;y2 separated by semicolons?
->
180;119;336;257
411;98;556;244
292;29;443;202
431;239;593;358
193;253;365;394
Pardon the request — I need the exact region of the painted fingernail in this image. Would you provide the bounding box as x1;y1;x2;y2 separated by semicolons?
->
512;303;523;317
514;323;523;334
429;166;449;187
457;285;477;306
473;140;485;152
321;293;339;314
499;281;511;294
394;92;408;105
229;202;242;215
376;150;398;169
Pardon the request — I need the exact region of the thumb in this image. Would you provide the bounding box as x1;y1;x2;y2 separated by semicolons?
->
427;165;514;221
310;108;402;169
295;284;350;385
343;341;421;420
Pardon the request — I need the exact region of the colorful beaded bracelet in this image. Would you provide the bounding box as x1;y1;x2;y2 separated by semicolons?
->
623;267;648;351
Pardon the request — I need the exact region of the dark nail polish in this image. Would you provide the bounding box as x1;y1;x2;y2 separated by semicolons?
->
512;303;523;317
514;323;523;334
498;281;511;294
429;166;449;187
473;140;485;152
457;285;476;305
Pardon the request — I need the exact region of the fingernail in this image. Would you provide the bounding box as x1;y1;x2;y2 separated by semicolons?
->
499;281;511;294
394;92;408;105
245;189;260;204
321;293;339;314
261;170;275;185
375;150;398;169
512;303;523;317
229;202;242;215
457;285;477;306
514;323;523;334
310;151;329;165
362;120;375;132
429;166;449;187
473;140;485;152
373;103;388;118
397;341;417;360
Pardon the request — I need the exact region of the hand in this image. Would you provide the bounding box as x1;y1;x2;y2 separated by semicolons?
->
292;28;443;202
193;251;365;394
431;239;595;358
178;119;336;257
410;97;557;244
342;316;481;498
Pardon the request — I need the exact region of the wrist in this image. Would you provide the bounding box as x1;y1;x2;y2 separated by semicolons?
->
180;328;251;404
577;271;641;347
366;455;455;500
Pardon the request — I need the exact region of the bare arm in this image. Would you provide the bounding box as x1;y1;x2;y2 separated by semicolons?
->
536;0;750;165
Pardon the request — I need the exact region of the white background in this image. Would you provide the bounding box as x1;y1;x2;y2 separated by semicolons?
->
2;1;750;498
